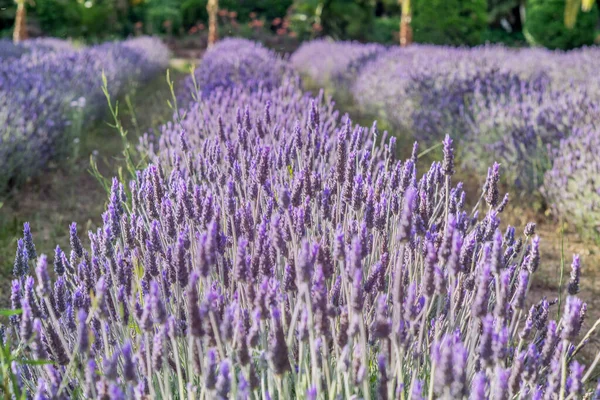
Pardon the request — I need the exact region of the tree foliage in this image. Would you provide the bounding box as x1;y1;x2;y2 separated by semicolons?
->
412;0;487;46
525;0;598;50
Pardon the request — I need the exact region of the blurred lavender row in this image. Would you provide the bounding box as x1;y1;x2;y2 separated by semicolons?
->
177;38;296;106
543;125;600;242
290;39;385;94
0;36;170;193
6;39;600;399
0;38;75;59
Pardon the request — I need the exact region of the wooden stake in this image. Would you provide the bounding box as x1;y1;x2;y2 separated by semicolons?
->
399;0;412;47
13;0;28;43
207;0;219;47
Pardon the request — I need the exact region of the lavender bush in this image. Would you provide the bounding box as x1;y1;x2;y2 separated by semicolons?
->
543;126;600;243
353;45;537;141
351;44;600;194
290;39;385;95
178;38;295;105
6;60;600;397
460;73;600;191
0;37;169;193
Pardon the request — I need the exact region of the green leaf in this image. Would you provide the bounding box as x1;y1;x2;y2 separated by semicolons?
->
18;359;54;366
0;309;22;317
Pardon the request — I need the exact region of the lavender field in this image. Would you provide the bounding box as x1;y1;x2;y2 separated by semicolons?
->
1;35;600;399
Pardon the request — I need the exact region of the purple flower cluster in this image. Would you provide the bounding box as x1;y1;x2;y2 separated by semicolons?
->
178;38;295;105
0;37;170;192
290;39;385;93
6;39;600;399
543;125;600;242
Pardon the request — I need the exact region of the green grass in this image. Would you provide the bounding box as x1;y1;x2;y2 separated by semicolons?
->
0;65;190;305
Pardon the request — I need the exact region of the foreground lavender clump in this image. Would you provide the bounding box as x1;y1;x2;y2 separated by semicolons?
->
0;37;169;192
290;39;385;94
178;38;295;105
8;72;600;398
543;126;600;242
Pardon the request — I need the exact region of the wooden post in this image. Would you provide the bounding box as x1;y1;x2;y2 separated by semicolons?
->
207;0;219;47
13;0;28;43
399;0;412;47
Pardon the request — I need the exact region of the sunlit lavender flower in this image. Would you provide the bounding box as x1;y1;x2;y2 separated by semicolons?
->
562;296;585;341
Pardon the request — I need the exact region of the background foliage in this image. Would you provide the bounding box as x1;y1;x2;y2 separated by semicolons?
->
412;0;488;46
0;0;598;49
525;0;599;50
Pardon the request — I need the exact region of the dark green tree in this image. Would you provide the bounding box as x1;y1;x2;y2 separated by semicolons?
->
290;0;375;41
412;0;487;46
525;0;598;49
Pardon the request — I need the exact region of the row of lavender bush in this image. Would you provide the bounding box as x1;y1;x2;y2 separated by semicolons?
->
291;41;600;242
177;38;295;106
0;38;75;58
0;37;170;193
290;39;385;98
5;38;600;399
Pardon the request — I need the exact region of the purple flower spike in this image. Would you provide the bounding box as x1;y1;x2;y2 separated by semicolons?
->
268;307;290;375
442;135;454;176
23;222;37;260
35;255;51;297
13;239;28;277
568;254;581;295
562;296;585;341
77;309;89;355
398;186;417;242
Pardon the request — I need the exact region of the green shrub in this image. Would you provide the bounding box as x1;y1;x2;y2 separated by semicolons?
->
0;0;15;33
146;4;183;34
525;0;598;50
482;28;527;46
290;0;374;41
80;2;120;38
412;0;487;46
366;16;399;44
221;0;292;22
181;0;208;29
180;0;292;31
33;0;82;38
32;0;129;40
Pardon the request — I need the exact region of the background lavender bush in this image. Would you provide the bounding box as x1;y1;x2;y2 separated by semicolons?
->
460;72;600;191
18;38;76;53
543;126;600;243
5;39;600;396
290;39;385;96
350;44;600;194
351;45;501;140
178;38;295;106
0;38;75;59
0;36;169;193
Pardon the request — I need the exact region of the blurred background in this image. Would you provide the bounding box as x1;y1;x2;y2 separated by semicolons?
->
1;0;599;55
